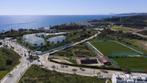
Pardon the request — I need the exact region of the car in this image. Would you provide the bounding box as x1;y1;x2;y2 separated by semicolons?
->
8;74;13;77
80;67;85;71
101;70;108;73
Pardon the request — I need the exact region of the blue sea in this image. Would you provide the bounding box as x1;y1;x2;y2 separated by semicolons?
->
0;15;109;31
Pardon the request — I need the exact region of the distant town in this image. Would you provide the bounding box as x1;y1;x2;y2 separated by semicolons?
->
0;14;147;83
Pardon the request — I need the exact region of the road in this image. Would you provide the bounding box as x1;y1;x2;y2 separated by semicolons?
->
0;40;32;83
132;32;147;39
38;54;119;78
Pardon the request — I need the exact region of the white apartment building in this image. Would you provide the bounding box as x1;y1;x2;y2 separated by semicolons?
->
23;34;45;47
47;35;66;44
112;73;147;83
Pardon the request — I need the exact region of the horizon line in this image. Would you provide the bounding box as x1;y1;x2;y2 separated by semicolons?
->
0;12;146;16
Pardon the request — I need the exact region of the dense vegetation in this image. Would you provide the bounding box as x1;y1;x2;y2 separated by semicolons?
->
89;14;147;29
0;23;89;39
50;23;86;31
0;28;51;39
0;48;20;79
19;65;105;83
66;29;97;43
98;28;146;40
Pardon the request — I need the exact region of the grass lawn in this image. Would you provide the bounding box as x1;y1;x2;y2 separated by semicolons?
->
19;65;105;83
0;48;20;79
113;57;147;71
111;25;131;32
123;39;147;55
91;39;141;57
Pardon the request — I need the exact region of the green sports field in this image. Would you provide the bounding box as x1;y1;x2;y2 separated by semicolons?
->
91;39;142;57
113;57;147;71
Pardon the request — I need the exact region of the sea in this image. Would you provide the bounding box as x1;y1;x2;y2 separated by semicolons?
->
0;15;110;32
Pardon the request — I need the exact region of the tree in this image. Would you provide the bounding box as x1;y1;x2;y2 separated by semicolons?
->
40;43;43;46
34;44;37;47
6;59;13;66
0;42;2;45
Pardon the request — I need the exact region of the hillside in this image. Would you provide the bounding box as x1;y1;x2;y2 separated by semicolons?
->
103;14;147;29
88;13;147;29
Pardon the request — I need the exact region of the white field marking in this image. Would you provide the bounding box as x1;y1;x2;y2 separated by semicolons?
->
86;42;104;56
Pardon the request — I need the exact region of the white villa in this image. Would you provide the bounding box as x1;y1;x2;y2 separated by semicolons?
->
47;35;66;44
112;73;147;83
23;34;45;47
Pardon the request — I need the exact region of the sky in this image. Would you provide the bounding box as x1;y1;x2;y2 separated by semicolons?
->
0;0;146;15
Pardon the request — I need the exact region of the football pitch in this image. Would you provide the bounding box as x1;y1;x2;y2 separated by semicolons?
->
91;39;142;57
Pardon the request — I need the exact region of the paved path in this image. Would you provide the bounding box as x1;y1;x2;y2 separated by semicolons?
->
132;32;147;39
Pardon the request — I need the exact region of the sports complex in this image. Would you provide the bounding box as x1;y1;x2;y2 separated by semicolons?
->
90;39;147;71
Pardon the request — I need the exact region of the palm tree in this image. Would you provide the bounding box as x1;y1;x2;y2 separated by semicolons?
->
40;43;43;46
34;44;37;47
